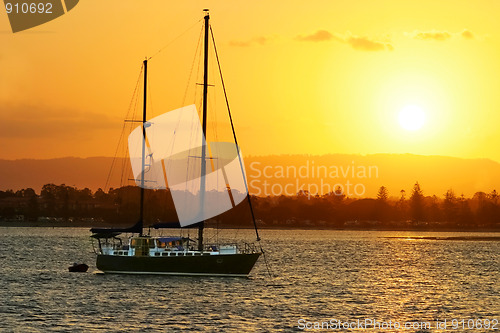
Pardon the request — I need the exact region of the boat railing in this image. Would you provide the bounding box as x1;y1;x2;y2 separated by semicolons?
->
207;242;259;254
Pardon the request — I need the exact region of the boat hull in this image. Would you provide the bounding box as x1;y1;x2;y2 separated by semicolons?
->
96;253;261;277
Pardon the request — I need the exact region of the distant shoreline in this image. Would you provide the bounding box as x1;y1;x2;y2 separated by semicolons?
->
1;220;499;233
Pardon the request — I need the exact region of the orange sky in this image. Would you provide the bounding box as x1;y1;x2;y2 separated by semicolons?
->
1;0;500;162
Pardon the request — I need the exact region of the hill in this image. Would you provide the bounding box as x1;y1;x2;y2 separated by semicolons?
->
0;154;499;197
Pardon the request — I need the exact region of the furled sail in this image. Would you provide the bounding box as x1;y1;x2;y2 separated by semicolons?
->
128;104;248;227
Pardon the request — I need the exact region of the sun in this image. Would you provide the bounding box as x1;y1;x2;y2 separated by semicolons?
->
398;105;426;131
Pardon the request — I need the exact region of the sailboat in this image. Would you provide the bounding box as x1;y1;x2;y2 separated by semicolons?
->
90;10;262;277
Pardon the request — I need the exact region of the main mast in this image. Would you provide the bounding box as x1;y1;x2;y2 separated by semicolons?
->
198;9;210;251
139;58;148;236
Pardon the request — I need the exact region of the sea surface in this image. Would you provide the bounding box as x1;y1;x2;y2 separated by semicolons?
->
0;228;498;332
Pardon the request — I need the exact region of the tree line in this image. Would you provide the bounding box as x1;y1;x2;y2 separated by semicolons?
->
0;182;499;231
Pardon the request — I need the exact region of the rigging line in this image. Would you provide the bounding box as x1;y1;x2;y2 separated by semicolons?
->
259;243;274;278
148;19;203;61
122;66;144;187
188;49;203;173
210;25;261;243
105;121;126;191
122;83;142;186
193;33;204;107
209;49;218;145
105;65;144;191
147;69;154;118
175;35;202;169
182;25;204;107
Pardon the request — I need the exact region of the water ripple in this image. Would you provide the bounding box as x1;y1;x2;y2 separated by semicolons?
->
0;228;498;332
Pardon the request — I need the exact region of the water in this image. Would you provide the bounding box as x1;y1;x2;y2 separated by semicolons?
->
0;228;498;332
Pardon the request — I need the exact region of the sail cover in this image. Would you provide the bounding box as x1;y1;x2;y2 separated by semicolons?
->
128;104;248;227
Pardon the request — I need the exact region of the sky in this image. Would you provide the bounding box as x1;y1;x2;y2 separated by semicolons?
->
1;0;500;162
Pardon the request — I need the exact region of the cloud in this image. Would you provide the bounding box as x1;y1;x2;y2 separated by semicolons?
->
461;29;474;39
414;30;452;41
296;30;393;51
295;30;341;42
411;29;476;41
347;36;388;51
229;36;269;47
